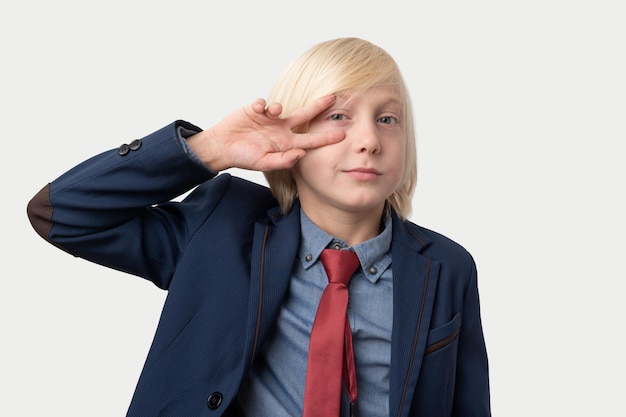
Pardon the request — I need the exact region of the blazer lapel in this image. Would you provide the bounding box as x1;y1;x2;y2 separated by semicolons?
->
241;204;302;372
388;215;441;417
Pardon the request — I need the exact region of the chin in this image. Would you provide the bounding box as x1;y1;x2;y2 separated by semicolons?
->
339;199;387;214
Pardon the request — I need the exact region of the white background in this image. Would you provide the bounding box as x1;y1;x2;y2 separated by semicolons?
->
2;1;624;415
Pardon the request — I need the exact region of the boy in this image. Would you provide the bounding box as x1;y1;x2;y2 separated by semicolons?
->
28;37;490;416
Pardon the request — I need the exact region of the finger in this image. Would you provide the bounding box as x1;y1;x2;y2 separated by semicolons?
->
259;149;306;171
265;102;283;119
250;98;267;115
291;129;346;150
285;94;336;128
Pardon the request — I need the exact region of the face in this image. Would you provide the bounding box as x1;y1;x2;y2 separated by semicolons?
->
293;86;407;218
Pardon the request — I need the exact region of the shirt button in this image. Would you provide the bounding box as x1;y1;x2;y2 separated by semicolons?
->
368;266;378;275
333;242;343;250
305;254;312;262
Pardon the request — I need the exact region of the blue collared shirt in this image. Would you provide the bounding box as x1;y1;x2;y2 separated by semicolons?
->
238;210;393;416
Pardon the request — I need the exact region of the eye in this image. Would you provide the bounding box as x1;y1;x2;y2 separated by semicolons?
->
378;115;398;125
329;113;347;121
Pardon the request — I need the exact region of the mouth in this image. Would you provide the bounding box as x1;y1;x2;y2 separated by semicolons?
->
344;167;382;181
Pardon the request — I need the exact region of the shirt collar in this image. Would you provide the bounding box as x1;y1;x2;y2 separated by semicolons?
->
298;209;392;284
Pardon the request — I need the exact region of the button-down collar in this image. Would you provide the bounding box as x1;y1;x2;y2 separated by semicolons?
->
298;210;392;284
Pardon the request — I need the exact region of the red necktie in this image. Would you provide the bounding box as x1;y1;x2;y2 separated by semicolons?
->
303;248;360;417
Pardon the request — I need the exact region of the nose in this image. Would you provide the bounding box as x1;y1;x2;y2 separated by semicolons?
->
352;121;381;154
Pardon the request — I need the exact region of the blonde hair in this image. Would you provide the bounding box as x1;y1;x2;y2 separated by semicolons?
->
264;37;417;219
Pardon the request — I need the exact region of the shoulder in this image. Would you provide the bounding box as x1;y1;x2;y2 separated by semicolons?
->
186;173;278;219
394;216;475;269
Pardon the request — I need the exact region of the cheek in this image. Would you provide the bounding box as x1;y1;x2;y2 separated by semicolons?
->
388;146;407;186
299;143;340;167
391;164;405;189
293;148;329;180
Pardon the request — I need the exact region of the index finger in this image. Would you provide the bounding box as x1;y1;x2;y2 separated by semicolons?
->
284;94;336;128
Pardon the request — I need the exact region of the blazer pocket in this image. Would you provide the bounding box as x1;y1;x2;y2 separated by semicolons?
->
424;312;461;355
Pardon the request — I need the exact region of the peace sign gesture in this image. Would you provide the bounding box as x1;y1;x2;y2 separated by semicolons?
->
188;94;345;172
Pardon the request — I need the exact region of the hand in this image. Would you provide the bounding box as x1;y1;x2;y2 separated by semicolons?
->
188;95;345;172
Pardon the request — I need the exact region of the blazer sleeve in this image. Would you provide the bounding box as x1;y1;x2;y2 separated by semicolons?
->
26;120;221;289
452;256;491;416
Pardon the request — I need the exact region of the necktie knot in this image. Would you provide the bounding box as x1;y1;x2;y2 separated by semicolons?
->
320;248;360;285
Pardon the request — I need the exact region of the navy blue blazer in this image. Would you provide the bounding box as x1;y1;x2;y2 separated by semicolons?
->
27;121;490;417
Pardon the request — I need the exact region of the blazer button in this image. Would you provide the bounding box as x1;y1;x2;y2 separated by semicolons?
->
207;392;223;410
129;139;142;150
117;143;130;156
